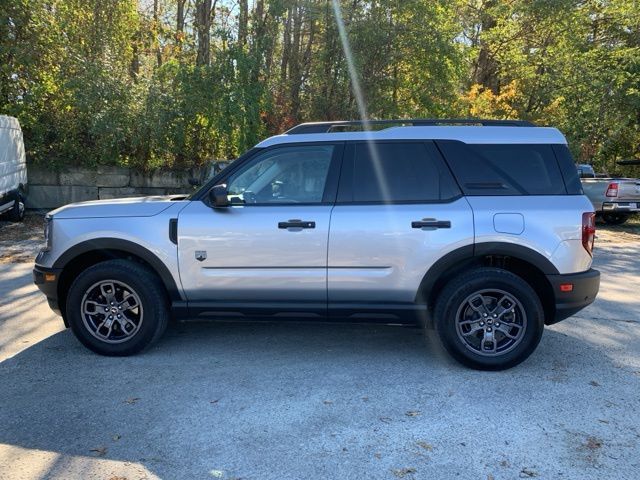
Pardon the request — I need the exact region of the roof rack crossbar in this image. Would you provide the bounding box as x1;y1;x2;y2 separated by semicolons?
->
286;118;535;134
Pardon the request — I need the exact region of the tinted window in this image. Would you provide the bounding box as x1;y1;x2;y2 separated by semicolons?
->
554;145;584;194
346;142;460;203
226;145;334;204
437;141;567;195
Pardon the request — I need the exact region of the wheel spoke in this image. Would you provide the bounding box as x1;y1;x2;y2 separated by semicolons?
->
461;324;484;337
491;295;516;320
494;322;522;339
480;329;497;353
95;318;114;340
100;282;116;299
83;300;107;315
467;294;490;316
119;294;139;312
118;314;137;332
459;319;480;327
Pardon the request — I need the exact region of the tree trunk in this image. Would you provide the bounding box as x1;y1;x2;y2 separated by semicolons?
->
289;4;302;121
176;0;187;48
130;42;140;79
251;0;268;83
472;1;499;93
238;0;249;47
153;0;162;67
195;0;214;66
280;5;293;84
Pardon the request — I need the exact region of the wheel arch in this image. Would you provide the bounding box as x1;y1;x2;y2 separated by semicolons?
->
416;242;558;324
53;239;181;323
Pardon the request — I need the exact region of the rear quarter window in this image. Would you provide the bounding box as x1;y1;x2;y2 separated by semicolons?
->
436;141;568;196
553;145;583;194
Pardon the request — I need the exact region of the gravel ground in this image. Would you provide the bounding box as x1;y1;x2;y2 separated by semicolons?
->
0;216;639;480
0;213;44;263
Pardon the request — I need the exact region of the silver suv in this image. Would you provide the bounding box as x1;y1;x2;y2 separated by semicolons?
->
33;119;600;370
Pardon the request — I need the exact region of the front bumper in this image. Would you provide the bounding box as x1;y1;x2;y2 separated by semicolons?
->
545;268;600;324
33;264;63;316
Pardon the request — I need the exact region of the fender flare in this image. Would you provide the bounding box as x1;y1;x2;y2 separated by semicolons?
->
415;242;559;303
474;242;559;275
53;238;181;300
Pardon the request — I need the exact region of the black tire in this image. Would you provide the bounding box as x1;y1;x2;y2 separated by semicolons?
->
434;268;544;371
7;193;25;222
602;212;628;225
66;259;169;356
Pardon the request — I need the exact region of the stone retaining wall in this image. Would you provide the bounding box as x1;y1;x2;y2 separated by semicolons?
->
25;164;220;209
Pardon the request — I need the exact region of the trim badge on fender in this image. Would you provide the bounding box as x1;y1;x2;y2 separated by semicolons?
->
195;251;207;262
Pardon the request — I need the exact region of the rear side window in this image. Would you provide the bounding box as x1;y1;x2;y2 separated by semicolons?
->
436;141;567;195
340;141;460;203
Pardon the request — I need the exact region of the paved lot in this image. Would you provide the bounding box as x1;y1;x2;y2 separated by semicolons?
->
0;225;639;480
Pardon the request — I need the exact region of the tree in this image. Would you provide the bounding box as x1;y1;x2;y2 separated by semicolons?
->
1;0;638;172
195;0;215;66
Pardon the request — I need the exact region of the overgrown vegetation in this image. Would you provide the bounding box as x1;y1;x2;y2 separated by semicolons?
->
1;0;639;172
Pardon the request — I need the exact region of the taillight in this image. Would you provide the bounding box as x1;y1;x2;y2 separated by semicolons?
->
582;212;596;256
605;182;619;197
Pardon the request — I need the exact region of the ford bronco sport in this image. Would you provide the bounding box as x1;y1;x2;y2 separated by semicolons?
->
33;119;600;370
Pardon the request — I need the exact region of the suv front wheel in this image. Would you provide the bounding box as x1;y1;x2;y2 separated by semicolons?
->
434;268;544;370
66;259;169;356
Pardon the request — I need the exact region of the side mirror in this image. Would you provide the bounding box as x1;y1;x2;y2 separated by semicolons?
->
209;184;230;208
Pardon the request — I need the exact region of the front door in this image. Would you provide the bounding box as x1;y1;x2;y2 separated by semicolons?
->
178;143;343;306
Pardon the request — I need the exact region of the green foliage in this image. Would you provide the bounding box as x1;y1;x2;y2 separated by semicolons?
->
458;0;640;173
1;0;639;172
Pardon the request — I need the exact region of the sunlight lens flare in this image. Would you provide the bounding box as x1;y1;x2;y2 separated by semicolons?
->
331;0;394;205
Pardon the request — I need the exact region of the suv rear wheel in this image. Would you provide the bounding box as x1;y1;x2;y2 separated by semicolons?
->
66;259;169;356
434;268;544;370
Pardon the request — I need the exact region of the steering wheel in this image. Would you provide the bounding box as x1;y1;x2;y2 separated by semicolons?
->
243;190;257;204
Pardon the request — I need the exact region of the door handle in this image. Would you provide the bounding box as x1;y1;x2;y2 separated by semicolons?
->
278;219;316;229
411;219;451;229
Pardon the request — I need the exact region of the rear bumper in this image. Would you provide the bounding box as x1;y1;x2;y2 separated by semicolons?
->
602;201;639;213
545;268;600;324
33;264;63;316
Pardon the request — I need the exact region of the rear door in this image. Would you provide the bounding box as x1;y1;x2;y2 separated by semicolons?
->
327;141;474;311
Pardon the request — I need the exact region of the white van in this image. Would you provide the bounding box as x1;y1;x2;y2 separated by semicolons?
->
0;115;27;221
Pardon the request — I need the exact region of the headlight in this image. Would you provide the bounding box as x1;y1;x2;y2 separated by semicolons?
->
43;215;53;251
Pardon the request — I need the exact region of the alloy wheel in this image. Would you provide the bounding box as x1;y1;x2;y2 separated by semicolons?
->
454;289;527;356
80;280;144;344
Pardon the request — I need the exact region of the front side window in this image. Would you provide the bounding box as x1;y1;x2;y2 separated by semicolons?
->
226;145;334;204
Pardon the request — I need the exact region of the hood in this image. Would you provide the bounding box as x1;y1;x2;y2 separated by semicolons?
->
48;195;188;219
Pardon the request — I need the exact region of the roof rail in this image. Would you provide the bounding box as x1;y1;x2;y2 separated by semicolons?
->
285;118;536;135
